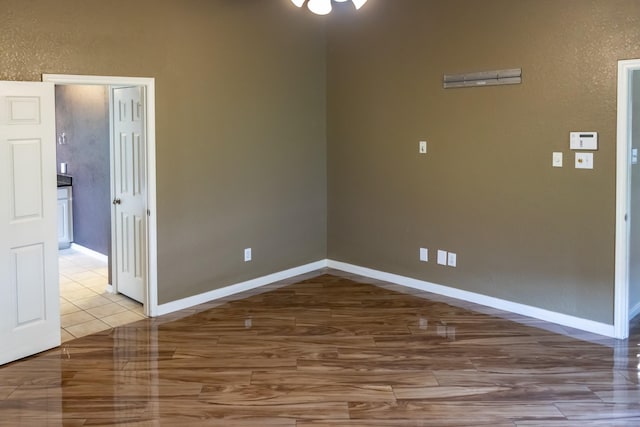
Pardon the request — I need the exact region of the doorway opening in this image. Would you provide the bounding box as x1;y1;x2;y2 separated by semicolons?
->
43;74;158;341
615;59;640;340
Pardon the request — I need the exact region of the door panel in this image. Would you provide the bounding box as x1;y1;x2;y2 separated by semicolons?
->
11;139;43;219
0;81;59;365
113;86;146;303
13;244;46;325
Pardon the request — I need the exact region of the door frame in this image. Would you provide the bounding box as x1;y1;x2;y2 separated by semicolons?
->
42;74;158;316
614;59;640;339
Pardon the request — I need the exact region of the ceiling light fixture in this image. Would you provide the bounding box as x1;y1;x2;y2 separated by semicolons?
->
291;0;368;16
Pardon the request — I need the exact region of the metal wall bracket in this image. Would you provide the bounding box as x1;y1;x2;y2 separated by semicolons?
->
443;68;522;89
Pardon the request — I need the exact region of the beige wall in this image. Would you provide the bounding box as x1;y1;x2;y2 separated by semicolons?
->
0;0;327;304
327;0;640;324
3;0;640;325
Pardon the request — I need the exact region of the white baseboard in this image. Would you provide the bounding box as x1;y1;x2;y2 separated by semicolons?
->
630;300;640;321
327;260;616;338
154;260;328;316
150;257;616;338
70;243;108;263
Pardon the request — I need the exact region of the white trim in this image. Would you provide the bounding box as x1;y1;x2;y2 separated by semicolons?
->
42;74;158;318
70;243;108;263
614;60;640;339
42;74;154;87
328;260;616;338
155;260;328;316
145;81;158;318
125;252;617;337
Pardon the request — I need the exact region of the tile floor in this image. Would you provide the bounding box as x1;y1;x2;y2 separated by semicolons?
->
59;247;145;342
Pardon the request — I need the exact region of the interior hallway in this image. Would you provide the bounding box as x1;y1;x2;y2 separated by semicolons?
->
59;248;144;342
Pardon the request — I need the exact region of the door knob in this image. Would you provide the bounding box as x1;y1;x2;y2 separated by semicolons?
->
112;198;122;205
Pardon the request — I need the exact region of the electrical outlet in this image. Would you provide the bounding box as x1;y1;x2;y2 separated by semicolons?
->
447;252;457;267
419;248;428;262
437;250;447;265
244;248;252;262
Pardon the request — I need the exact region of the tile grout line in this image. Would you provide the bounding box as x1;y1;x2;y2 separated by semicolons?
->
59;248;144;341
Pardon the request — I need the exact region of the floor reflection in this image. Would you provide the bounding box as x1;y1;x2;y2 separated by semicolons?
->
1;273;640;425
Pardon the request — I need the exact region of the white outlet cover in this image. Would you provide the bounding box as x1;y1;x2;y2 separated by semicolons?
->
552;152;563;168
575;152;594;169
244;248;252;262
437;250;447;265
447;252;457;267
419;248;428;262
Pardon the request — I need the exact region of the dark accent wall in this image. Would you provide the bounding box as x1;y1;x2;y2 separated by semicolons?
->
1;0;327;305
326;0;640;325
55;85;111;256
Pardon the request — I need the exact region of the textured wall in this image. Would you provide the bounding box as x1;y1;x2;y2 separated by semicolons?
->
0;0;327;304
55;85;110;257
8;0;638;325
327;0;640;324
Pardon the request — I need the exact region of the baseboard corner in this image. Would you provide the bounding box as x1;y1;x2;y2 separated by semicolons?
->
153;259;328;317
327;259;615;338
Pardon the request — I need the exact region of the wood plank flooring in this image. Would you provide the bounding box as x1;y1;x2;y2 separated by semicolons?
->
1;271;640;426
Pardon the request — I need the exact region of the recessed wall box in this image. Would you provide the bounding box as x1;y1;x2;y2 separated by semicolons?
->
570;132;598;150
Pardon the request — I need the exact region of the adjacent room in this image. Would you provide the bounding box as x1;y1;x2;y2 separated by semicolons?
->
55;84;145;341
1;0;640;424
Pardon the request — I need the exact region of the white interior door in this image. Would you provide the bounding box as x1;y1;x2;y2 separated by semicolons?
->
0;81;59;365
112;86;146;303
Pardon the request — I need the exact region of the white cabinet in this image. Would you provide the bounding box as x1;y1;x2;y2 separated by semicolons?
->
57;187;73;249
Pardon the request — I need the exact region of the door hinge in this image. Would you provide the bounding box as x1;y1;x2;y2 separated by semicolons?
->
147;209;151;217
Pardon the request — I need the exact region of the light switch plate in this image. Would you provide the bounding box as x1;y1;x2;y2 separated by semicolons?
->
575;152;594;169
419;140;427;154
437;250;447;265
552;152;563;168
419;247;428;262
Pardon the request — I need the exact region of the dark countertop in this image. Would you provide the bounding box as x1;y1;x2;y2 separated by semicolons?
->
57;174;72;187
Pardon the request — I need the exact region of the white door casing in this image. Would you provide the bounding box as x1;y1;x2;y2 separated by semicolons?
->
42;74;157;316
112;86;147;303
615;59;640;340
0;81;59;365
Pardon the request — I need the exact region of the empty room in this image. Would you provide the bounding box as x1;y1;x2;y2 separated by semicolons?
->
1;0;640;425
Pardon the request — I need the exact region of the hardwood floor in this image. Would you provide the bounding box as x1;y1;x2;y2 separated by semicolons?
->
1;271;640;426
